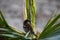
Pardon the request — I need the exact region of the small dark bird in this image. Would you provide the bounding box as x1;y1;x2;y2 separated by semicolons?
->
23;19;34;34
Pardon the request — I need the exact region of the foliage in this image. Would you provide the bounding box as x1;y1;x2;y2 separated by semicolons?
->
25;0;36;29
0;10;60;40
0;0;60;40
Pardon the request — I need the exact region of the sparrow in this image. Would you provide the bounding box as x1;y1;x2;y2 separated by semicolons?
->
23;19;34;34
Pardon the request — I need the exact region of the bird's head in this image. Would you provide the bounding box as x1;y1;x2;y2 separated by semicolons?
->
23;19;31;25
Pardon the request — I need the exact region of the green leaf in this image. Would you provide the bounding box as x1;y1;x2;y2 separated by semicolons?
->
0;11;27;40
0;28;26;40
0;19;4;27
0;11;9;27
25;31;30;38
0;34;18;38
39;23;60;39
0;14;5;27
43;14;60;32
39;14;60;39
0;33;26;40
0;11;25;35
45;23;60;36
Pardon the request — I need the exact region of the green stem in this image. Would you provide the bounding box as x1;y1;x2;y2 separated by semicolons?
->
25;0;36;29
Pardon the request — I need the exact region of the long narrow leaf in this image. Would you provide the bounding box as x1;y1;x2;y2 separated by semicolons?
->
0;18;5;27
0;34;18;38
0;11;9;27
43;14;60;32
0;11;25;35
39;23;60;39
40;14;60;35
44;23;60;38
0;28;26;40
0;34;26;40
39;14;60;39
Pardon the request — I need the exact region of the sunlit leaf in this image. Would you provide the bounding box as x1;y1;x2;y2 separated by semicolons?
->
0;11;26;40
0;28;26;40
39;14;60;39
43;14;60;32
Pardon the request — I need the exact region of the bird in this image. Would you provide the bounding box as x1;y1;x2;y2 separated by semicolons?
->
23;19;34;34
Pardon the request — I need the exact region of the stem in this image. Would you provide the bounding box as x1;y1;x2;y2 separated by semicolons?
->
25;0;36;29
